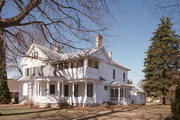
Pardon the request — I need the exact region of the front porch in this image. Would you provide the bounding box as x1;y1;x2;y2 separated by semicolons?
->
109;81;132;105
21;77;98;106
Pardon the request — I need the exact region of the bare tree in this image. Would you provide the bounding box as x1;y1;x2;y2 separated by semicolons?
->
0;0;118;103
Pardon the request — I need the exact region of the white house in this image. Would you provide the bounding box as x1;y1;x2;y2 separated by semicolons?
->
18;35;146;108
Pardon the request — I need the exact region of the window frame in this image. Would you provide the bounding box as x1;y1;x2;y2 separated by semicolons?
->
87;84;93;97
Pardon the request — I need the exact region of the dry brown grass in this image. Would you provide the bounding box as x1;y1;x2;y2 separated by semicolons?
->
0;104;172;120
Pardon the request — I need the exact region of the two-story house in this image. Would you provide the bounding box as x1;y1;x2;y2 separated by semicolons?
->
18;35;146;108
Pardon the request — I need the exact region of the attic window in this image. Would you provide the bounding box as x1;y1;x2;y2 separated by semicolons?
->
33;51;38;59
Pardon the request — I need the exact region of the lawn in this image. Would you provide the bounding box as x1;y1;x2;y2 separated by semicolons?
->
0;104;172;120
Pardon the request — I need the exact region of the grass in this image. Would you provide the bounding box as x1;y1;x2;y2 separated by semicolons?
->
0;104;172;120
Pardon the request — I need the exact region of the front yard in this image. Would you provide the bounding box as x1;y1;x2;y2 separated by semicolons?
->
0;104;172;120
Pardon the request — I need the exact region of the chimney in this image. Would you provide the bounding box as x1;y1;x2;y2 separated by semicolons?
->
96;34;103;47
108;52;112;59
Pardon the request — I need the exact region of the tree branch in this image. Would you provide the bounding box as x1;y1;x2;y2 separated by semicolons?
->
0;0;42;28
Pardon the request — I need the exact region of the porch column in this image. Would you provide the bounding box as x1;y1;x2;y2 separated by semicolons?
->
40;82;42;96
34;81;37;96
93;82;96;105
61;80;64;97
118;87;120;105
47;81;50;96
72;82;75;106
83;81;87;106
37;82;39;96
57;81;60;97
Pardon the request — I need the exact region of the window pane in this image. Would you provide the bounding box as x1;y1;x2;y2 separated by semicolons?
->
123;73;125;81
74;84;79;97
88;59;94;68
110;89;114;97
87;84;93;97
104;86;108;90
64;85;69;97
64;62;69;69
94;61;98;69
50;85;55;94
113;69;115;79
77;59;83;67
59;63;63;70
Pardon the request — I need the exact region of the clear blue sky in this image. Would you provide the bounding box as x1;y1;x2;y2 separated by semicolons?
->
102;0;178;85
7;0;178;84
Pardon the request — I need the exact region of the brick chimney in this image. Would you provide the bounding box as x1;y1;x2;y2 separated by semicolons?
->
96;34;103;47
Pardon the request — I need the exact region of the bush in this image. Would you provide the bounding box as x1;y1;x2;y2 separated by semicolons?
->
171;85;180;119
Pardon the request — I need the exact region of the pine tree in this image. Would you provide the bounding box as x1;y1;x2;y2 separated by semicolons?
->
143;17;179;105
0;32;11;104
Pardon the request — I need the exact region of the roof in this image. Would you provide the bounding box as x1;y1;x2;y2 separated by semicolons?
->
131;85;145;93
28;44;130;71
109;81;132;87
33;44;101;61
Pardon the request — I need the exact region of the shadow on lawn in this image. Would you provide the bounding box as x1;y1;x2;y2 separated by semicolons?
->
30;105;143;120
0;108;60;116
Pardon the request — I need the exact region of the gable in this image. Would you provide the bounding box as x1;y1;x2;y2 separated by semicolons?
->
91;47;112;62
21;44;48;66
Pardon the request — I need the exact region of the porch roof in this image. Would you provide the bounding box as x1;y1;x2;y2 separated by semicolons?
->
18;76;66;82
109;81;132;88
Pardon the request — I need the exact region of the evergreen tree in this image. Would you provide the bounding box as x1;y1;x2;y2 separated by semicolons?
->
0;33;11;104
143;17;179;105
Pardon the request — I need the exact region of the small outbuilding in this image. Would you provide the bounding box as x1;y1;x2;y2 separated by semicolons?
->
130;85;146;105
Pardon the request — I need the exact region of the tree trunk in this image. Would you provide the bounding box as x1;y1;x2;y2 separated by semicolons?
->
162;96;166;105
0;30;11;103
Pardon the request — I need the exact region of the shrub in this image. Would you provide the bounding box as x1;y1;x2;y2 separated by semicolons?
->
171;85;180;119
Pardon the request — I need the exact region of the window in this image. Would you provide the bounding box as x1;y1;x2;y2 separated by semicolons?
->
87;84;93;97
50;84;55;94
70;62;74;68
113;69;115;79
34;51;38;59
88;59;99;69
110;88;118;97
59;63;63;70
123;73;125;81
33;67;36;76
64;62;69;69
120;88;123;97
94;61;98;69
104;86;108;90
77;59;83;67
74;84;79;97
26;68;29;76
64;85;69;97
88;59;93;67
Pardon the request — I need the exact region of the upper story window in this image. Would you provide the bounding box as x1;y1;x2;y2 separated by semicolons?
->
58;59;83;70
123;73;126;81
77;59;83;67
88;59;98;69
25;66;43;76
113;69;115;79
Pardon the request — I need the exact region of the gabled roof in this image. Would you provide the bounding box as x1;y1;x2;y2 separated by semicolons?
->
24;44;130;71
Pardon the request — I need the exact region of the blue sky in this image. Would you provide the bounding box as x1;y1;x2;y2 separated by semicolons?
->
7;0;178;84
102;0;178;85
